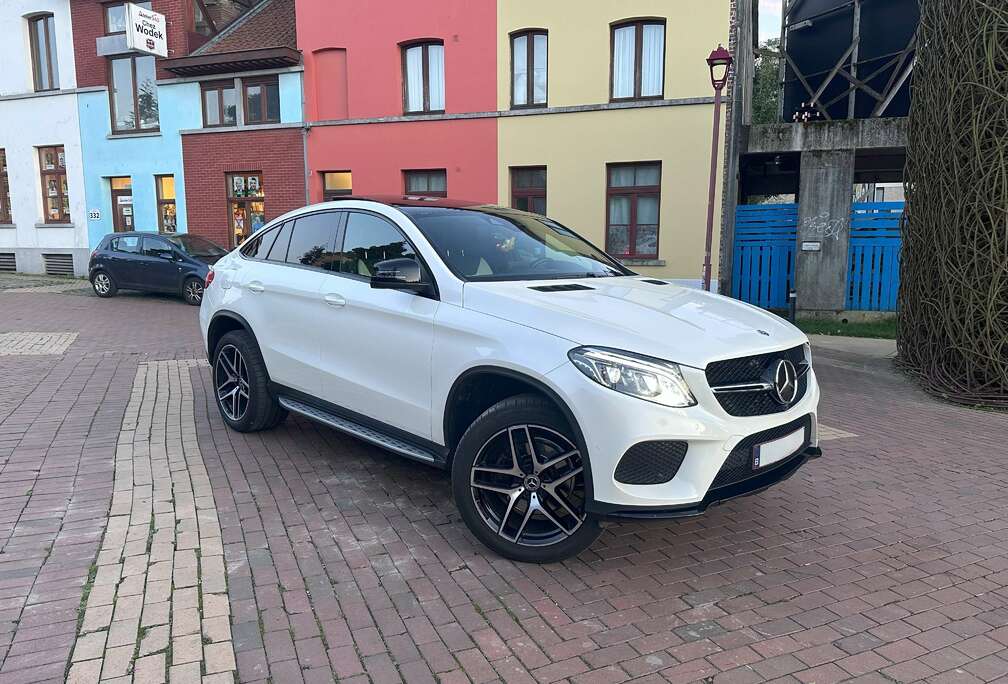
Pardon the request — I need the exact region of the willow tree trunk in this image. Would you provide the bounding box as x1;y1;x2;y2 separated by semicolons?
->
900;0;1008;406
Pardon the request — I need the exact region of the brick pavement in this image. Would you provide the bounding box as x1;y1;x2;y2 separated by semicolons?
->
1;289;1008;683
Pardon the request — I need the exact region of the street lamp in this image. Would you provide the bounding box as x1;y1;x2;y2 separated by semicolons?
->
702;44;733;292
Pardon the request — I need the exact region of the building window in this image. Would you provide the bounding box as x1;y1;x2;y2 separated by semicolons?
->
39;146;70;224
156;175;177;233
606;162;661;259
110;55;159;133
322;171;352;200
511;30;547;108
228;173;265;247
402;41;444;114
0;151;10;224
105;1;151;33
611;20;665;101
511;167;546;215
404;169;447;197
244;77;280;124
202;81;237;127
29;14;59;92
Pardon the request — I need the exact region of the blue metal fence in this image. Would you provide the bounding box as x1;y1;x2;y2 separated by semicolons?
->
731;204;798;309
847;202;904;311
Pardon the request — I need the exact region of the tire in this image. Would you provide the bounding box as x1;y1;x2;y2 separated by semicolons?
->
91;271;117;298
212;330;287;432
182;276;204;306
451;394;601;563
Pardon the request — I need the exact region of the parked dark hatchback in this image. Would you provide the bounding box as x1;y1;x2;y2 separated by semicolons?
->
89;232;227;305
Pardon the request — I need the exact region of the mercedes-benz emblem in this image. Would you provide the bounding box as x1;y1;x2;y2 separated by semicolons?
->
772;359;799;405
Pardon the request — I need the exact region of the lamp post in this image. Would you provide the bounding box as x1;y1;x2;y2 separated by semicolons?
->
702;44;733;292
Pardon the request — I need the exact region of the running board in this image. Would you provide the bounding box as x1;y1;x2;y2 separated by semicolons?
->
278;396;438;465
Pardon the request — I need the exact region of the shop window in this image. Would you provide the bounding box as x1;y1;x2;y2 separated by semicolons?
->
39;145;69;224
228;172;265;247
611;20;665;101
322;171;352;200
510;167;547;215
511;30;547;108
402;41;444;114
404;169;447;197
202;81;237;127
110;55;159;133
606;162;661;258
244;77;280;124
28;14;59;92
0;150;11;224
156;175;177;233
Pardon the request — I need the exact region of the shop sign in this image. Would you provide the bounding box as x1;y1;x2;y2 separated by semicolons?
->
125;3;167;57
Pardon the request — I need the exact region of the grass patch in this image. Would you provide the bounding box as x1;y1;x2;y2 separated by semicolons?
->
796;317;897;339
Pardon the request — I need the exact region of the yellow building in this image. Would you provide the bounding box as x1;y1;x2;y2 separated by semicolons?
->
496;1;730;283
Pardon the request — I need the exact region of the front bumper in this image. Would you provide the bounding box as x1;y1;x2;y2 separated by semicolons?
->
591;445;822;519
546;361;822;514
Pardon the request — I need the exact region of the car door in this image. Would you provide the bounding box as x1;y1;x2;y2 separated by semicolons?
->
233;213;340;396
138;235;183;292
317;210;438;440
107;235;142;287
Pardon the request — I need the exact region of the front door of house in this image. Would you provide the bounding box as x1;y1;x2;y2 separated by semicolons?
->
110;177;133;232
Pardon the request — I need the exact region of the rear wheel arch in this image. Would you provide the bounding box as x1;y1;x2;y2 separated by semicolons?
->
442;366;594;502
208;311;260;360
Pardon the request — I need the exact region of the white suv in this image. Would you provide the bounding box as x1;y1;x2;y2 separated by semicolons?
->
200;197;821;563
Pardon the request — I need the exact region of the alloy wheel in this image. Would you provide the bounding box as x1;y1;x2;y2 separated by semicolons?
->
470;425;586;547
93;273;111;295
185;279;204;304
214;344;250;421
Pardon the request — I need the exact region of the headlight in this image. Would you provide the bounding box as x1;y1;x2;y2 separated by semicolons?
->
568;347;697;407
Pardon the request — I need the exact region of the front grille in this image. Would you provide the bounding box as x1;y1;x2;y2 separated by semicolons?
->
614;441;688;485
710;415;812;490
706;344;809;417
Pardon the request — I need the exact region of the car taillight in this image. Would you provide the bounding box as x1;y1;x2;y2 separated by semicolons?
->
205;270;215;287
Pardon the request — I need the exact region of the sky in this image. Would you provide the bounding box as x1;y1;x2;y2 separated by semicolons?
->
759;0;782;42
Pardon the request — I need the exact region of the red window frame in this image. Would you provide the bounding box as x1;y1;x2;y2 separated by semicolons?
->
510;166;547;215
605;162;662;259
38;145;70;224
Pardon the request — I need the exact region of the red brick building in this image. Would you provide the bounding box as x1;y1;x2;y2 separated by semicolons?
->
165;0;305;249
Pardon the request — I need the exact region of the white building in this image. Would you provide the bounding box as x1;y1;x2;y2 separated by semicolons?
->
0;0;87;276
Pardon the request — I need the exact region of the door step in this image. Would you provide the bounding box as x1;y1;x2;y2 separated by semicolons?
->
278;396;439;465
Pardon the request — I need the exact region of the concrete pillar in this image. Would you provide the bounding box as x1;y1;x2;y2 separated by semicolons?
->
795;149;855;313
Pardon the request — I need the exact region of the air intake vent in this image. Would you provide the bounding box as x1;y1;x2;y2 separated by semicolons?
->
0;253;15;272
614;441;688;485
641;279;669;285
529;283;595;292
42;253;75;277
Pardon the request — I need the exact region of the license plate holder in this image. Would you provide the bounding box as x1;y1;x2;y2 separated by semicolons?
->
752;428;805;470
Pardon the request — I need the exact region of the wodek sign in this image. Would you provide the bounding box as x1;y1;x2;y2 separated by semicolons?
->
125;3;167;58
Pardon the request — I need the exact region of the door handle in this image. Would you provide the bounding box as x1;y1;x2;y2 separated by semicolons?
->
323;293;347;307
247;282;265;293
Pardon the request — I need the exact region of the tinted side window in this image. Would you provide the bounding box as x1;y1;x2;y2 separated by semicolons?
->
113;236;140;253
265;220;293;262
240;226;277;259
285;213;339;269
143;237;174;258
340;212;416;277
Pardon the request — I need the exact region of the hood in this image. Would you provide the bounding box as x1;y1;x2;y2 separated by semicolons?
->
462;277;807;369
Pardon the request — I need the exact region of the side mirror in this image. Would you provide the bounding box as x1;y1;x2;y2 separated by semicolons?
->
158;251;174;260
370;258;433;295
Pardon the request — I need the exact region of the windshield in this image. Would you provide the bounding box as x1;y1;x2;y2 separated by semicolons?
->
169;234;227;257
400;206;632;281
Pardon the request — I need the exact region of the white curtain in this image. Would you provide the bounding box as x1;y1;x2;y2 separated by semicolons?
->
512;34;527;105
612;25;635;98
641;24;665;97
533;33;547;103
428;44;445;110
405;46;424;111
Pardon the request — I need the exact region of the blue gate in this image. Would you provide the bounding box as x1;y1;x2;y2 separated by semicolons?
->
731;204;798;309
847;202;903;311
